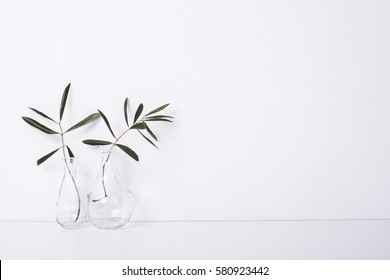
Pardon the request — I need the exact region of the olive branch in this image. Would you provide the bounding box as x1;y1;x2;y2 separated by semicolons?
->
22;83;101;221
83;98;173;202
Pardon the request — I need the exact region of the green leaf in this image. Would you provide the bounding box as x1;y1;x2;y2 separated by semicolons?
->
82;139;112;146
144;118;173;123
133;103;144;123
124;98;129;127
98;110;116;138
138;130;158;149
145;123;158;141
145;103;170;117
130;122;147;130
28;107;56;123
22;117;59;134
117;144;139;161
60;83;71;121
37;148;60;166
65;113;100;133
145;115;174;119
66;145;75;158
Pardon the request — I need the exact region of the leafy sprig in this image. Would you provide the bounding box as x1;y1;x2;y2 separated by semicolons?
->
83;98;173;202
22;83;101;221
83;98;173;161
22;83;101;165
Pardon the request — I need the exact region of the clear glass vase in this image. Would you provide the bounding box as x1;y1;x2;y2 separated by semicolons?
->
88;146;134;229
56;158;87;229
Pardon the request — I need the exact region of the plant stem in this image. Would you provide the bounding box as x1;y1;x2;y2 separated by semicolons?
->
92;119;143;202
92;150;110;202
59;123;81;221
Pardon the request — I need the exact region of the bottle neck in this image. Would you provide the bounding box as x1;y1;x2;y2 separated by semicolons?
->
97;145;115;157
63;157;77;177
98;145;117;168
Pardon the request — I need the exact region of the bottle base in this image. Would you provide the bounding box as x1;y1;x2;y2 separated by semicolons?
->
91;218;129;230
57;220;83;229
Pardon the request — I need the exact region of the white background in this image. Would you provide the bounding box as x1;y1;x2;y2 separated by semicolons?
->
1;0;390;222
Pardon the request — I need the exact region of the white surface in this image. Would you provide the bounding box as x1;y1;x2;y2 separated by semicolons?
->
1;0;390;222
1;220;389;259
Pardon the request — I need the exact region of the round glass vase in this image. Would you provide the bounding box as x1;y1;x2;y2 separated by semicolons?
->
56;157;88;229
88;146;134;229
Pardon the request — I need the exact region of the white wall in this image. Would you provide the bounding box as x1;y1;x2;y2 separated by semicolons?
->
1;0;390;221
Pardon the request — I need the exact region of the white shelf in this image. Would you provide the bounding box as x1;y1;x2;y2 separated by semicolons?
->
1;220;389;259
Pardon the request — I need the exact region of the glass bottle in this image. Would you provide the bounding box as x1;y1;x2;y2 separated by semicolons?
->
56;158;87;229
88;146;134;229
